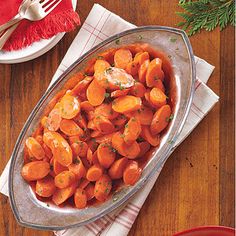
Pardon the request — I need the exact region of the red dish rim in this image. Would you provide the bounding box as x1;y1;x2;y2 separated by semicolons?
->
174;225;235;235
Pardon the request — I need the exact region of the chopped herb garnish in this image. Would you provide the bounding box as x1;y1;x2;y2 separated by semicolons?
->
137;137;144;142
168;55;172;59
125;124;129;128
120;134;125;138
106;67;113;73
168;139;174;144
97;55;104;59
138;35;143;40
154;76;159;81
115;39;120;45
111;63;115;67
83;72;89;76
105;92;110;98
46;203;50;207
74;158;80;164
170;37;177;43
166;114;174;122
113;197;118;202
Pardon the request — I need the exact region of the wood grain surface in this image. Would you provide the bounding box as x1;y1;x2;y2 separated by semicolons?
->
0;1;234;235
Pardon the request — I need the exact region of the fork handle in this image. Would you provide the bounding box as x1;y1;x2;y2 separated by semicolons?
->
0;23;19;50
0;14;22;33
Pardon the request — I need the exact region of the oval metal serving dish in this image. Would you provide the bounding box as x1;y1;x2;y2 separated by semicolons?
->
9;26;196;230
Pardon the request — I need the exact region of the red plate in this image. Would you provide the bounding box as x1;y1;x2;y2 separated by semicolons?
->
174;226;235;236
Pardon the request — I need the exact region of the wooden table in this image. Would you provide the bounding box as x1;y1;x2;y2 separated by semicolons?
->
0;1;234;235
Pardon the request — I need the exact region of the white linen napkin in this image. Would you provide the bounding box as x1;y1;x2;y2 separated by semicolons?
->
0;4;219;236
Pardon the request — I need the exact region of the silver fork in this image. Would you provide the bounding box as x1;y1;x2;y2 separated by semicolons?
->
0;0;62;50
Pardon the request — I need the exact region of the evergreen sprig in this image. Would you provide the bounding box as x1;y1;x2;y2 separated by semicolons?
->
177;0;235;36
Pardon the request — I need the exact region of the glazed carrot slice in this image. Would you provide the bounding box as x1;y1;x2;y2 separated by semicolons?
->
144;90;155;108
43;131;73;167
87;119;97;130
123;160;141;186
92;150;99;164
113;114;127;128
68;157;86;179
130;82;146;97
150;104;172;135
123;117;141;145
95;133;114;144
21;161;50;181
42;143;53;159
87;139;98;153
73;113;87;130
141;125;160;147
108;157;128;180
46;108;62;131
112;95;142;113
86;164;103;182
52;158;67;176
41;116;48;129
125;61;139;76
36;176;56;197
146;58;165;87
94;115;115;134
74;188;87;209
94;175;112;202
137;141;151;158
154;79;165;92
126;105;153;125
85;183;95;201
58;94;80;119
79;179;90;189
94;59;111;88
80;101;94;112
102;67;135;90
114;48;133;69
60;119;84;137
52;182;77;206
135;51;150;65
111;132;140;159
110;88;130;98
54;170;76;189
86;79;106;106
133;52;142;63
72;141;88;158
25;137;45;160
70;76;93;96
149;87;167;108
94;103;119;120
97;143;116;168
138;59;150;83
94;59;110;73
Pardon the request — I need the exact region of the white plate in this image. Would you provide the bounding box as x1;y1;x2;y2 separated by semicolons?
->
0;0;77;64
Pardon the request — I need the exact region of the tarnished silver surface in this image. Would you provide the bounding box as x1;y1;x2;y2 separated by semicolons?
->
8;26;196;230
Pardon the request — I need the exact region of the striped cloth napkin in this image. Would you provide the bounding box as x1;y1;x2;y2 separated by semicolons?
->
0;4;219;236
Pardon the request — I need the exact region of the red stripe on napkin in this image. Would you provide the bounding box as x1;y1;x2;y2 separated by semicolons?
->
0;0;80;51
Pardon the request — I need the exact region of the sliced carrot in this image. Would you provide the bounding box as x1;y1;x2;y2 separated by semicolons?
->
86;79;105;106
123;160;141;186
68;157;86;179
86;110;95;120
111;132;140;159
86;148;93;166
87;119;97;130
135;52;150;65
87;139;98;153
98;48;116;64
84;58;96;75
154;79;165;92
92;150;99;164
94;175;112;202
133;52;142;63
36;176;56;197
94;115;115;134
79;179;90;189
63;72;84;90
123;117;141;145
126;105;153;125
46;108;62;132
41;116;48;129
73;113;87;130
110;88;130;98
138;59;150;83
113;114;127;128
86;164;103;182
60;119;84;137
74;188;87;209
112;95;142;113
137;141;151;158
114;48;133;69
146;58;165;87
108;157;128;179
52;182;77;206
97;143;116;168
21;161;50;181
94;103;119;120
150;104;172;135
94;59;111;88
144;90;155;107
141;125;160;147
90;130;102;138
53;159;68;175
125;61;139;76
95;133;114;144
130;82;146;97
149;87;167;108
94;59;110;73
85;183;95;201
54;170;76;189
42;143;53;159
70;76;93;96
25;137;45;160
58;94;80;119
80;101;94;112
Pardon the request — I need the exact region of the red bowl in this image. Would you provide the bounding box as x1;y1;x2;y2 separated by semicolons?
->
174;226;235;236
